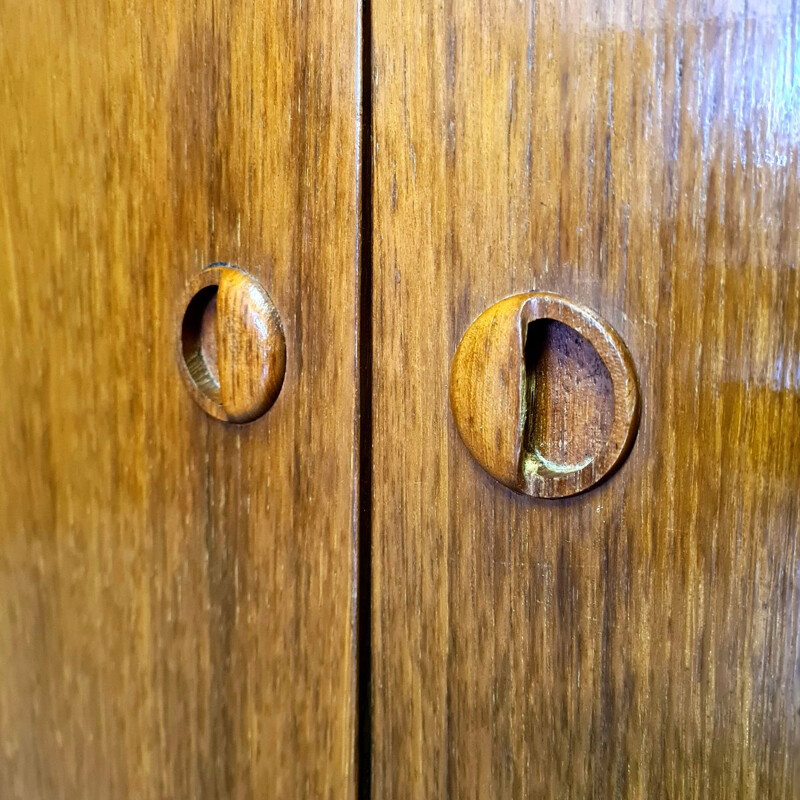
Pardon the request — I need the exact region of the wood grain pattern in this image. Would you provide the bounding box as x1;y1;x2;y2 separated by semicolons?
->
371;1;800;797
449;292;639;497
0;1;362;797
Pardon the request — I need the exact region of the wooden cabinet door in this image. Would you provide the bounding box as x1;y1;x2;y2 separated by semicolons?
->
371;1;800;797
0;2;363;798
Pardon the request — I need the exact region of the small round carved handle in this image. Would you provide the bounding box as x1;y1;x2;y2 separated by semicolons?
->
178;264;286;423
450;292;640;498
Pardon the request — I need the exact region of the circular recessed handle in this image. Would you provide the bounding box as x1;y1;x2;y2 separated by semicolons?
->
178;264;286;423
450;292;639;498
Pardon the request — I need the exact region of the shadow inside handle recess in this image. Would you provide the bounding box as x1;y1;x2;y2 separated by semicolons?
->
522;318;614;480
182;284;222;402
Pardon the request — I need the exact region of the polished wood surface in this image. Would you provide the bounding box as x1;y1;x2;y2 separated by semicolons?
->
449;292;639;497
0;1;362;797
372;1;800;797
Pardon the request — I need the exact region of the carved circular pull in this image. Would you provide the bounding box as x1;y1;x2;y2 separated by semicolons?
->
178;264;286;423
449;292;639;498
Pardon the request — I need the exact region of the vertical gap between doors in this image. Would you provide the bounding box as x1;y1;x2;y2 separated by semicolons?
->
356;0;373;795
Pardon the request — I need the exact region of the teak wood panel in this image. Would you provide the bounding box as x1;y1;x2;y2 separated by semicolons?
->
0;1;362;798
371;1;800;798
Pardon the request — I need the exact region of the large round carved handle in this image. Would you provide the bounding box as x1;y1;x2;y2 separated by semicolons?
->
449;292;640;498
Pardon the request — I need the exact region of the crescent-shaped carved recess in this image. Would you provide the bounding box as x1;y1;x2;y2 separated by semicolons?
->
449;292;640;498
